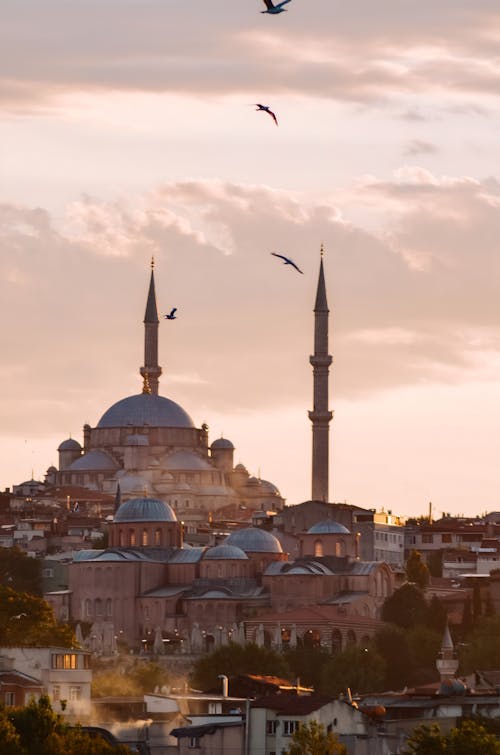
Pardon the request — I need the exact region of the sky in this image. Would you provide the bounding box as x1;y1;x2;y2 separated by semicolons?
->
1;0;500;518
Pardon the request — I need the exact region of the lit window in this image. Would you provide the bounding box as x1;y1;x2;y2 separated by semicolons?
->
283;720;299;736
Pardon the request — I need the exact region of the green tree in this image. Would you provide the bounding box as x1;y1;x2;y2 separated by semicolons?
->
320;644;386;697
472;583;482;621
426;595;447;633
0;546;42;595
283;719;346;755
0;586;74;647
403;720;500;755
7;696;132;754
458;615;500;673
191;643;291;692
373;624;413;690
0;707;22;755
284;646;331;690
402;723;446;754
406;550;430;589
406;625;441;685
381;583;428;629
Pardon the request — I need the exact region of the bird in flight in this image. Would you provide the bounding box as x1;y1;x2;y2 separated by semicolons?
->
271;252;303;274
261;0;291;14
255;104;278;126
163;308;177;320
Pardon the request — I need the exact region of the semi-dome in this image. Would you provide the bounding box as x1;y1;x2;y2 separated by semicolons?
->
307;520;350;535
225;527;283;554
114;496;177;523
204;544;248;560
69;450;119;471
164;451;212;470
97;393;194;429
210;437;234;450
58;438;82;452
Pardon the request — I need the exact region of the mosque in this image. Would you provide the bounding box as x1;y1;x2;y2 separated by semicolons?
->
47;261;284;530
45;254;396;653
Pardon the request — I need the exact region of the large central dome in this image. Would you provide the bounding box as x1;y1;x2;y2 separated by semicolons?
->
97;393;194;429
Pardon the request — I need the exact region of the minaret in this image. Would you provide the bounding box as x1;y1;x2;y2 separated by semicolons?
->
436;621;459;681
139;258;162;395
308;247;333;501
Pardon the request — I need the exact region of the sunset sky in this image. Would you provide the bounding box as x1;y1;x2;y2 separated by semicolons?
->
2;1;500;517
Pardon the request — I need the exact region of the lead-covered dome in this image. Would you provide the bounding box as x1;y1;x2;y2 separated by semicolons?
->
204;544;248;560
58;438;82;452
114;496;177;523
225;527;283;554
307;520;350;535
97;393;194;429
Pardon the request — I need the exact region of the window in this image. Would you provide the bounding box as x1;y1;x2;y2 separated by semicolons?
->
442;533;452;543
283;720;299;736
188;736;200;748
208;702;222;714
42;568;54;578
142;529;148;546
52;686;61;702
52;653;77;670
5;692;15;706
266;720;278;735
422;534;433;544
129;529;136;546
314;539;323;557
154;529;162;546
69;686;81;701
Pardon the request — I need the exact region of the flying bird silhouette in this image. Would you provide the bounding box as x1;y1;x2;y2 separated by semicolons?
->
261;0;291;13
255;104;278;126
163;308;177;320
271;252;304;274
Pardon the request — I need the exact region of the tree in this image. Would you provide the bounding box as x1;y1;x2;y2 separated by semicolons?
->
284;646;331;690
0;707;22;755
0;586;74;647
458;615;500;673
320;644;386;697
6;696;132;754
0;546;42;595
406;550;430;589
426;595;447;633
381;583;428;629
403;720;500;755
373;624;413;690
283;720;346;755
191;642;291;692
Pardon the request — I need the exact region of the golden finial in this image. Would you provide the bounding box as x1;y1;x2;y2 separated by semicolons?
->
320;243;324;258
142;373;152;394
151;256;155;270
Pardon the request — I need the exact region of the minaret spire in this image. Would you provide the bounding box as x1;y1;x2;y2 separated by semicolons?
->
308;246;333;501
140;257;162;395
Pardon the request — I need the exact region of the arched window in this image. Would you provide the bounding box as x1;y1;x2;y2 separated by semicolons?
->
85;599;92;617
154;529;162;546
95;598;102;616
314;539;324;557
142;529;149;546
129;529;136;546
106;598;112;617
118;529;125;547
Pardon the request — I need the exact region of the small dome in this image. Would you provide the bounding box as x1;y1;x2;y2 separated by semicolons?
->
58;438;82;452
307;520;350;535
225;527;283;554
438;678;467;696
97;393;194;429
69;450;119;471
211;438;234;450
204;544;248;560
46;466;58;473
115;474;153;495
114;497;177;523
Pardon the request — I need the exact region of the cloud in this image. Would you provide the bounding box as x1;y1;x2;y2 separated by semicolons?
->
1;170;500;444
404;139;438;156
2;2;500;110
